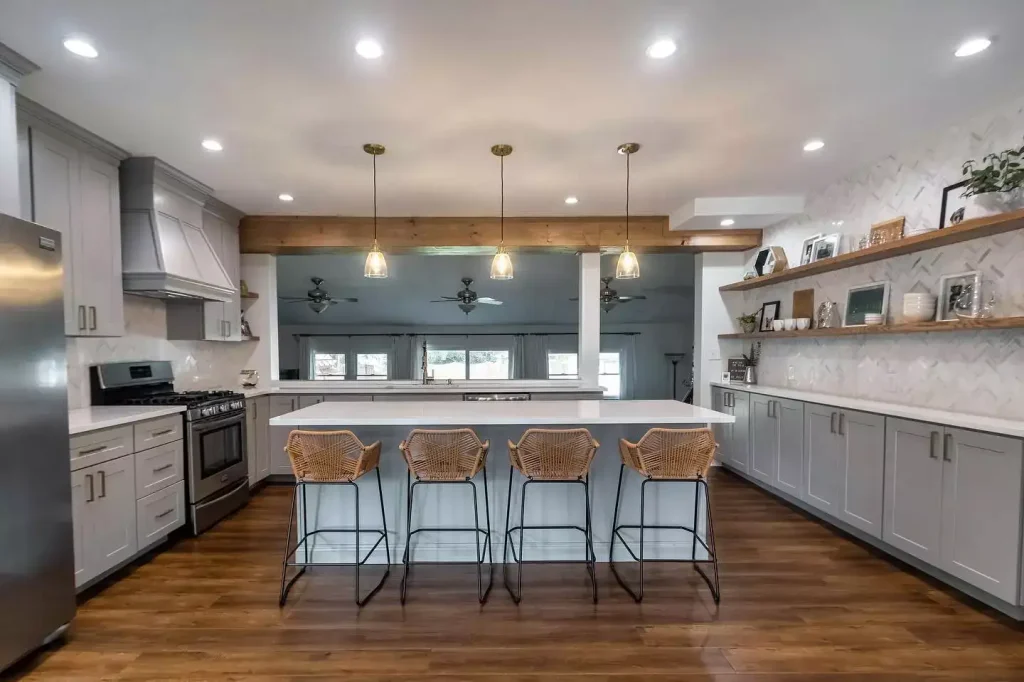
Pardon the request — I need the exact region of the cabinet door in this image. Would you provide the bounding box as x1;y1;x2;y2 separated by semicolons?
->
90;456;138;576
269;396;298;474
30;129;81;334
838;409;885;539
256;397;271;480
69;468;92;587
201;214;226;340
77;154;123;336
246;399;258;487
710;387;729;465
883;417;943;565
221;219;242;340
804;404;842;518
17;122;31;220
298;395;324;408
940;428;1023;603
749;394;777;486
729;391;751;472
774;398;804;498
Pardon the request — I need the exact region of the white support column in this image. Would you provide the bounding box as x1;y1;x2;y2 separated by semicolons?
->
578;252;601;388
693;252;746;408
240;254;280;382
0;44;38;217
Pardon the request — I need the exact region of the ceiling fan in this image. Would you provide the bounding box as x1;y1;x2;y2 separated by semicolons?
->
431;277;503;315
279;277;358;314
571;277;648;313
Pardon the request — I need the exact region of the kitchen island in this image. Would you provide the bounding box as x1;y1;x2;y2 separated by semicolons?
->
270;400;733;565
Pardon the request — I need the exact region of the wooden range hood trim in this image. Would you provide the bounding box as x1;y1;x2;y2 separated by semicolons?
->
239;215;762;254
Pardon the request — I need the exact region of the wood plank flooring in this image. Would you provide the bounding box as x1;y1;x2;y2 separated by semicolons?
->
8;468;1024;680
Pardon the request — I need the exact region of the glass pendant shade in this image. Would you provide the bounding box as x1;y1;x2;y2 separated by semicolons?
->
490;245;513;280
364;241;388;278
615;247;640;279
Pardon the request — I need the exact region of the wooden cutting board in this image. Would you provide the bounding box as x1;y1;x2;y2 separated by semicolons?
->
793;288;815;319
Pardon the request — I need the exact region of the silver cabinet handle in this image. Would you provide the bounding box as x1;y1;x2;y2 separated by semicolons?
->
943;433;954;463
929;431;940;459
830;411;837;434
89;305;97;331
153;463;174;473
151;428;174;437
78;305;87;331
79;445;107;456
155;508;174;520
98;470;106;499
226;321;231;338
86;474;95;502
838;413;846;436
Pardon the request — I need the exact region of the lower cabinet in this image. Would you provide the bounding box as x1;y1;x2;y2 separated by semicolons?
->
137;480;185;550
71;456;138;588
270;395;299;475
749;395;778;485
712;387;750;472
804;403;842;517
298;395;324;408
774;398;805;497
246;396;272;486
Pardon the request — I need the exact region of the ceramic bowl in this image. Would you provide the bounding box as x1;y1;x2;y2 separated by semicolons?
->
796;317;811;330
903;310;935;323
772;319;785;332
863;313;884;326
784;318;797;331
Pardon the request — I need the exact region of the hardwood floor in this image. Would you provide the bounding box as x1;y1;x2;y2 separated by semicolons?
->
8;468;1024;680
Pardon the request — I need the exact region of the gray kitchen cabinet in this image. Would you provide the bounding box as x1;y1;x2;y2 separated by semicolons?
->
73;455;138;588
298;395;325;408
246;399;258;485
837;409;885;538
749;394;777;486
373;393;464;402
69;468;89;586
883;417;944;565
200;207;243;341
774;398;804;498
270;395;299;475
939;427;1022;603
255;396;270;481
710;386;729;463
804;403;842;518
25;126;123;337
710;387;749;472
324;394;374;402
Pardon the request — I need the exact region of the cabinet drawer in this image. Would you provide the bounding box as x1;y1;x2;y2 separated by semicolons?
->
134;414;184;452
70;425;133;471
134;440;184;499
137;480;186;550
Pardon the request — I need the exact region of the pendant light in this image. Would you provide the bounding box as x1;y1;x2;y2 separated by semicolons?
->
490;144;514;280
615;142;641;279
363;143;388;278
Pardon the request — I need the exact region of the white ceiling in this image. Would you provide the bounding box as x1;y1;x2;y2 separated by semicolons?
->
3;1;1024;217
276;253;693;325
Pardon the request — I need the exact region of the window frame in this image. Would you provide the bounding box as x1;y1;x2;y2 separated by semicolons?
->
307;337;394;381
425;335;515;380
546;351;580;380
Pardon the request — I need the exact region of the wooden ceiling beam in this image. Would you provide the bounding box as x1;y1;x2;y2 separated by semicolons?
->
239;215;761;254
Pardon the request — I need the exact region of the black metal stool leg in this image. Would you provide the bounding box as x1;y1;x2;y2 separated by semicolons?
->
400;473;415;604
478;466;494;603
377;467;391;564
583;475;598;603
278;481;301;607
353;478;360;603
693;477;721;603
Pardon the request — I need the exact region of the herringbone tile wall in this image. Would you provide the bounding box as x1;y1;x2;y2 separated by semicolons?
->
723;95;1024;419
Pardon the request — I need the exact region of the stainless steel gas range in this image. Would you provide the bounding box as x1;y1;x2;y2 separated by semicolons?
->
90;361;248;534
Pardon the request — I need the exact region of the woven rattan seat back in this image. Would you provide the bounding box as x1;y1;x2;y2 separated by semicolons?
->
508;428;598;480
400;429;488;481
618;427;717;479
284;430;381;482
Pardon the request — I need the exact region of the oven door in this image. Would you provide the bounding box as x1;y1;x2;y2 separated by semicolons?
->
188;410;247;503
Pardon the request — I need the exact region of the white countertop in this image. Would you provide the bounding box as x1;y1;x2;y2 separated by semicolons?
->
240;381;605;398
710;382;1024;439
270;399;734;427
69;405;186;435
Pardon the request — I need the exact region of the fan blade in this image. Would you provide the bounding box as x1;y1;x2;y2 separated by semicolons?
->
337;297;359;303
476;297;503;305
429;299;459;303
568;297;580;301
616;295;647;302
279;297;311;302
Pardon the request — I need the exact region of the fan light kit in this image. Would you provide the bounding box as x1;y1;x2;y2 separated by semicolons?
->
431;277;503;316
363;143;388;279
490;144;514;280
615;142;641;280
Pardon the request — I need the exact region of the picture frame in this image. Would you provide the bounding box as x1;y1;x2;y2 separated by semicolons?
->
752;246;789;276
843;282;890;326
727;359;747;382
869;216;905;245
799;233;822;266
939;180;970;229
757;300;781;332
937;270;979;321
810;233;841;262
720;371;732;384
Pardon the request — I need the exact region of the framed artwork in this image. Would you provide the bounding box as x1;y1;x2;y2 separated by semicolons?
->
939;180;969;229
799;234;822;266
753;246;789;276
810;233;841;262
727;358;747;382
844;282;890;326
720;371;732;384
757;300;781;332
937;270;979;321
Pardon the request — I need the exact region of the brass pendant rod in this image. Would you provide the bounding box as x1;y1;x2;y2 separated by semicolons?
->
500;154;504;244
372;153;377;242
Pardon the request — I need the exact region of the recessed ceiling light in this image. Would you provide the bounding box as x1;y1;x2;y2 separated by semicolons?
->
355;38;383;59
803;139;825;152
201;139;223;152
564;196;579;205
720;218;735;227
63;38;98;59
646;39;676;59
832;220;844;226
955;37;991;57
279;193;294;202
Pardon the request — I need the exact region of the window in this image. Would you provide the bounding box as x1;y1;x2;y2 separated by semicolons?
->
427;349;467;380
599;352;621;399
547;352;579;380
469;350;510;379
313;353;346;380
356;353;388;380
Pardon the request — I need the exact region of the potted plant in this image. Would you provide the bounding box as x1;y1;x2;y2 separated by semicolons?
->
737;312;758;334
959;136;1024;220
741;342;760;384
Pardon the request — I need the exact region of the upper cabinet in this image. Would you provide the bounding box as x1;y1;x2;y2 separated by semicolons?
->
19;112;125;337
201;201;243;341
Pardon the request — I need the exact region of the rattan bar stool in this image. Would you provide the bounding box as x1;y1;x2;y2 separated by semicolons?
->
278;430;390;608
399;428;493;604
609;427;720;603
503;428;599;604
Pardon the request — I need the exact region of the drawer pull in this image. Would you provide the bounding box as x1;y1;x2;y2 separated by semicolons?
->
155;508;175;519
79;445;108;456
150;428;175;437
86;474;95;503
153;463;174;473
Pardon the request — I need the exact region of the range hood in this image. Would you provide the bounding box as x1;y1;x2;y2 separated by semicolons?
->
120;157;235;302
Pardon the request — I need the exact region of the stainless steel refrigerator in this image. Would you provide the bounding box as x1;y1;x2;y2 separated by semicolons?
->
0;213;75;671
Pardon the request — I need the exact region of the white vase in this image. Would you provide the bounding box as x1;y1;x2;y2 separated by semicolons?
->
964;188;1024;221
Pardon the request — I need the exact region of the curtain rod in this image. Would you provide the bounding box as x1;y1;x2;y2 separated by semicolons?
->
292;331;641;338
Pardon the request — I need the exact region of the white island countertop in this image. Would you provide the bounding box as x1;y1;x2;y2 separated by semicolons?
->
69;405;186;435
242;380;605;398
270;399;734;427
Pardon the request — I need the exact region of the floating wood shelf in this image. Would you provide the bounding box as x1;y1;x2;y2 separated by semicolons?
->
242;335;261;341
719;209;1024;292
241;292;260;300
719;316;1024;340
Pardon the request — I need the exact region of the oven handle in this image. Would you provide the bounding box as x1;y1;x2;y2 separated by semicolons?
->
193;477;249;510
190;412;245;431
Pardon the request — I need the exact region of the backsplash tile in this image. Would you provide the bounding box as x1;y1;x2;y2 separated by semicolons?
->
724;94;1024;420
67;296;256;409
